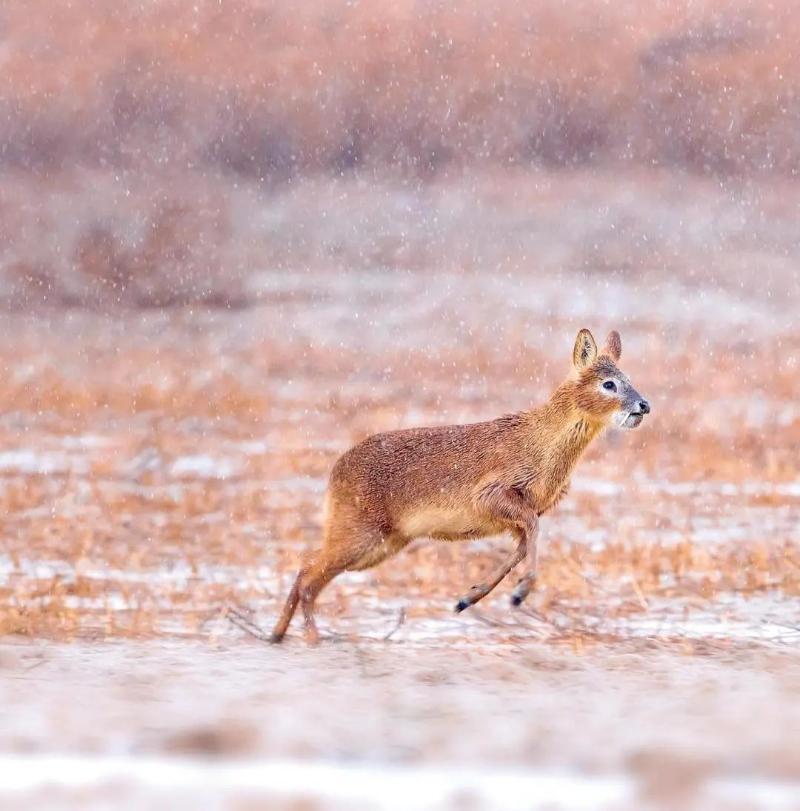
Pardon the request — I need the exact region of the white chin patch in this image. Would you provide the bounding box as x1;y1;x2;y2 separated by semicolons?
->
612;410;642;430
611;409;630;429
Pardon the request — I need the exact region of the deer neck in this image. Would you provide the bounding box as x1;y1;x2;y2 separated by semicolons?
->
535;383;605;479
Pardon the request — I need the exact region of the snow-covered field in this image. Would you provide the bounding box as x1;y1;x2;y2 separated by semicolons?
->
2;638;800;811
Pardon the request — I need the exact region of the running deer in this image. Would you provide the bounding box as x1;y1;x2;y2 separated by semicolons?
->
270;328;649;643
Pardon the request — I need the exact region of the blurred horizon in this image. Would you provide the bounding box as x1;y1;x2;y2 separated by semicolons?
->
4;0;799;178
1;0;799;310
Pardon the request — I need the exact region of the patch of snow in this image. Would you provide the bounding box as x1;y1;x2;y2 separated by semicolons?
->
0;450;74;474
270;476;327;492
0;755;631;810
169;455;238;480
59;434;112;450
0;755;797;811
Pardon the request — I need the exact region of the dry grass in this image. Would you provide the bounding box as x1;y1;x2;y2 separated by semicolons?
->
0;307;797;645
4;537;799;643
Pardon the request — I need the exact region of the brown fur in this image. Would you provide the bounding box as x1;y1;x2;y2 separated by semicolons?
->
270;328;649;643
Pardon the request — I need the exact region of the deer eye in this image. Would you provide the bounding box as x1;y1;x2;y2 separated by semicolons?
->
602;380;617;392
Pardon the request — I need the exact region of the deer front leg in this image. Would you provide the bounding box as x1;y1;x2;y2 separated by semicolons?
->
454;527;527;612
453;484;539;613
510;517;540;606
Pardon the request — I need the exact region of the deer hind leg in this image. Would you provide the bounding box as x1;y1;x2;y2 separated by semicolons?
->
301;524;406;644
269;567;304;643
510;518;540;607
269;546;340;644
454;527;528;613
271;517;400;645
297;552;346;645
270;549;349;645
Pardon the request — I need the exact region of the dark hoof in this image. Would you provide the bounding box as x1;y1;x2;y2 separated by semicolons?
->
454;599;470;613
511;587;531;607
269;632;285;644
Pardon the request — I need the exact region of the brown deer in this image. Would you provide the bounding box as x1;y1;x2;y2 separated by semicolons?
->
270;328;649;643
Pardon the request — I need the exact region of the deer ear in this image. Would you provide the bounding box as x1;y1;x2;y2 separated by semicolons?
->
573;329;597;369
603;330;622;361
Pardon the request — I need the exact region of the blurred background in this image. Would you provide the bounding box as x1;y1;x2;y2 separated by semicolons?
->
2;0;800;306
1;2;799;810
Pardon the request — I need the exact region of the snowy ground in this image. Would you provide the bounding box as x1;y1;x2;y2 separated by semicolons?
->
2;638;800;810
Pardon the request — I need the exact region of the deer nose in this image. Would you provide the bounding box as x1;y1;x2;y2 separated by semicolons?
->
638;400;650;414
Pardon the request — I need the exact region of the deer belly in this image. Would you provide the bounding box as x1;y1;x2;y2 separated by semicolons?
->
397;506;502;540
